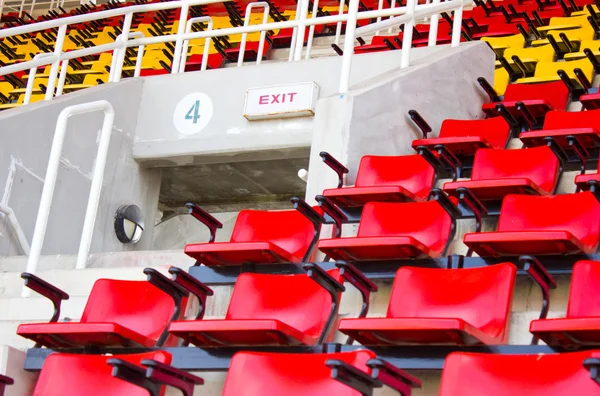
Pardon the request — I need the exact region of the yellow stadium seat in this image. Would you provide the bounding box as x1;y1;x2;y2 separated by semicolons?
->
515;57;594;86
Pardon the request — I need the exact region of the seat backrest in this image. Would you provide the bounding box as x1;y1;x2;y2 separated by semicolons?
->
222;351;376;396
543;109;600;131
567;260;600;318
81;279;179;345
226;270;343;342
357;200;453;256
230;209;315;260
354;155;436;200
439;351;597;395
439;117;510;150
533;58;594;81
497;192;600;251
388;264;516;341
471;146;560;194
503;81;569;111
33;351;171;396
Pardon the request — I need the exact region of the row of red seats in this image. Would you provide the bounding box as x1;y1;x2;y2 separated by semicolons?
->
26;349;600;395
14;258;600;352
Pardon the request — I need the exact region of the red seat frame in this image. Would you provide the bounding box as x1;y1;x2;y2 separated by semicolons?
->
439;351;600;395
17;279;183;348
443;146;561;201
411;116;511;156
185;208;317;266
33;351;171;396
317;200;454;261
531;260;600;348
222;351;376;396
322;154;436;207
482;81;570;120
520;109;600;149
339;264;516;345
464;192;600;256
169;271;342;346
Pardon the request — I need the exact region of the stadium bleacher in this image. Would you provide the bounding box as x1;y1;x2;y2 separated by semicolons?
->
5;0;600;393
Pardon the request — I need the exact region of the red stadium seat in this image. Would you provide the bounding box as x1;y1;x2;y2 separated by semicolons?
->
411;116;512;156
17;270;187;348
443;146;561;201
439;351;600;395
169;270;344;346
520;109;600;149
481;80;570;121
531;260;600;348
322;154;437;207
464;192;600;256
184;200;322;266
33;351;171;396
339;264;516;345
317;196;456;261
576;157;600;190
222;351;376;396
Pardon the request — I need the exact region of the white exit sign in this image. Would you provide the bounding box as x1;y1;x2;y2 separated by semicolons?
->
243;82;320;121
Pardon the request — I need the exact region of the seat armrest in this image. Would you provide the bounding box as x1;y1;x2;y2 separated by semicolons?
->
145;268;189;300
335;261;377;319
327;359;380;395
303;263;345;294
143;359;204;396
434;144;463;181
408;109;432;139
543;136;569;169
315;195;348;238
186;202;223;243
455;187;488;231
518;255;557;344
109;358;160;395
291;196;325;231
21;272;69;323
319;151;349;188
428;189;461;220
168;267;213;320
0;374;14;386
367;358;422;394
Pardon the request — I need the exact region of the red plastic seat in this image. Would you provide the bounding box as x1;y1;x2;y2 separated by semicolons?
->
322;155;436;207
317;200;453;261
531;260;600;348
33;351;171;396
581;93;600;110
185;209;316;266
439;351;600;395
223;40;271;62
464;192;600;256
411;116;511;156
482;81;570;120
169;270;342;346
443;146;561;201
520;109;600;149
222;351;375;396
339;264;516;345
576;157;600;190
17;279;183;348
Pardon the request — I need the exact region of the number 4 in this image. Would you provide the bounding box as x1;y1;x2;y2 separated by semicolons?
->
185;100;201;124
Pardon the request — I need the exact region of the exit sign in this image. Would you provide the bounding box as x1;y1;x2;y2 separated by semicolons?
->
243;82;320;121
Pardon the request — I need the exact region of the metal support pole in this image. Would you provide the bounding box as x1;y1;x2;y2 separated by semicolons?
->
0;204;30;255
179;17;213;72
400;0;416;68
293;0;310;60
171;0;190;74
338;0;360;93
44;24;67;101
304;0;320;60
451;3;463;47
55;59;69;97
428;0;440;46
112;12;133;82
288;0;303;61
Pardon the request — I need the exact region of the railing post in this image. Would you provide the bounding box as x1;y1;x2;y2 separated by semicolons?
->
238;2;270;66
428;0;440;46
334;0;345;45
400;0;416;68
288;0;303;61
304;0;320;60
338;0;360;93
55;59;69;97
44;24;67;101
23;100;115;296
451;2;463;47
171;0;190;74
112;12;133;82
179;17;213;73
293;0;310;60
24;54;54;104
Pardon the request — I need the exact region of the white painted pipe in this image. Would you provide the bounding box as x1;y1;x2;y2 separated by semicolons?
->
55;59;69;97
288;0;302;61
334;0;345;45
24;53;54;104
43;24;67;101
304;0;319;60
428;0;441;46
171;1;189;74
179;16;213;73
293;0;309;60
400;0;416;68
237;2;269;67
24;100;115;297
111;12;133;82
0;203;30;255
338;0;360;93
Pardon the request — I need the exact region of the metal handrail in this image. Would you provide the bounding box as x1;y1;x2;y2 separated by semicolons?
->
24;100;115;296
0;203;30;255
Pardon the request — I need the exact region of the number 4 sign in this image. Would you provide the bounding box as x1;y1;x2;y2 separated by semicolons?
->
173;92;214;135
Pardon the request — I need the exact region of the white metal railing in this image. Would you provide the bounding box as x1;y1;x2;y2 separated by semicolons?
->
0;0;469;100
0;203;30;255
23;100;115;296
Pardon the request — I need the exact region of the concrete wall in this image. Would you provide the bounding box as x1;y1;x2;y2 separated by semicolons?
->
306;41;495;200
0;80;161;259
132;44;457;167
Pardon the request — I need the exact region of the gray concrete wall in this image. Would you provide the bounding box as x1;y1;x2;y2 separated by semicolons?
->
306;41;495;201
0;80;161;259
132;44;456;167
